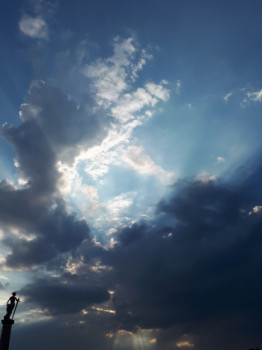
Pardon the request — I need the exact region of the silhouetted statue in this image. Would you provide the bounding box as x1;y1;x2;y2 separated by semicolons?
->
4;293;19;320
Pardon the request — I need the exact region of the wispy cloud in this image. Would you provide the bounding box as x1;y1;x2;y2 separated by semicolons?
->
19;14;49;39
246;88;262;102
223;92;232;102
122;145;174;182
241;88;262;106
83;37;138;104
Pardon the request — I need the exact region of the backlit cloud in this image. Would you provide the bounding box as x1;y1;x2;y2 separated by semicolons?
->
122;145;174;182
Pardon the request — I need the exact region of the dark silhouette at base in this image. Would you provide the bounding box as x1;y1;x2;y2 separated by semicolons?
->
0;292;20;350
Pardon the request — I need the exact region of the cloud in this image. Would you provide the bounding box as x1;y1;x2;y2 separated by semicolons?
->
223;92;232;102
0;79;105;267
111;87;158;122
2;119;58;193
5;174;262;349
241;88;262;106
0;35;172;270
122;145;174;182
83;37;137;104
216;156;225;163
83;37;162;111
2;200;89;268
249;205;262;216
20;277;110;315
19;15;49;39
176;340;195;348
94;179;262;346
145;82;170;101
18;80;108;164
246;89;262;102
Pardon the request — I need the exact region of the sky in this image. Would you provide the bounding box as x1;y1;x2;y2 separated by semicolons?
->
1;0;262;349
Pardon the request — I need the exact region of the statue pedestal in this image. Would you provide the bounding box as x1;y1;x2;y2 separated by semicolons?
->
0;319;14;350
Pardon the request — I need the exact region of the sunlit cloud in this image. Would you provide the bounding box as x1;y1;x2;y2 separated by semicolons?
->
91;306;116;314
249;205;262;216
122;145;174;182
111;328;158;349
65;256;85;275
176;340;195;348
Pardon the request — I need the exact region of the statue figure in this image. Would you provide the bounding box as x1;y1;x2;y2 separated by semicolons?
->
4;292;19;320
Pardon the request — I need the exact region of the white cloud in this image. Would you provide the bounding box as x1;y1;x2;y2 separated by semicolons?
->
246;89;262;102
223;92;232;102
107;193;133;218
196;172;216;183
19;15;49;39
82;37;137;104
84;59;128;103
130;49;153;81
145;82;170;101
216;156;225;163
111;87;157;122
74;119;144;181
49;36;172;231
82;37;158;108
93;193;136;231
122;145;174;182
241;88;262;106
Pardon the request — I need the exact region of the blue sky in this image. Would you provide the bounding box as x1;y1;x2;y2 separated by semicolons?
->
1;1;262;349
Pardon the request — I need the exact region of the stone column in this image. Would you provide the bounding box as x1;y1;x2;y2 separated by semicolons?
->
0;319;14;350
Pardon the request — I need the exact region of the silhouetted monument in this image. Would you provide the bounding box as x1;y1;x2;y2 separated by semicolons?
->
0;293;20;350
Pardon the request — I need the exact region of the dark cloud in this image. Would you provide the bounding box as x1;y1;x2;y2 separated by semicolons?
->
96;179;262;346
1;69;262;349
20;277;110;315
19;80;108;163
12;313;116;350
5;177;262;350
3;201;89;268
2;119;58;193
0;181;89;268
0;79;108;267
5;237;57;267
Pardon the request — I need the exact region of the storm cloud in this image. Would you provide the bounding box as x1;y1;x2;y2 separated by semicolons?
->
14;176;262;349
96;179;262;344
0;79;109;268
21;277;110;315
